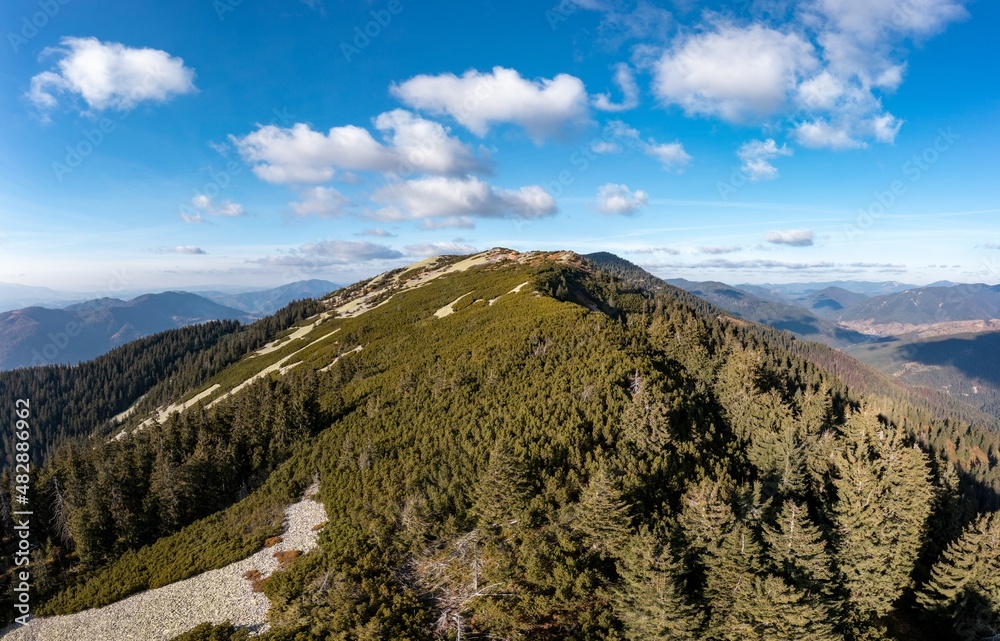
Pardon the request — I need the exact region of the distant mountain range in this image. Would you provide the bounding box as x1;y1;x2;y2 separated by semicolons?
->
0;279;339;314
200;280;339;315
0;280;339;370
836;284;1000;325
664;278;870;348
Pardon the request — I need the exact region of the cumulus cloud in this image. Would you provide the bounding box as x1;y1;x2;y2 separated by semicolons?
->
594;63;640;112
699;245;742;255
645;258;906;274
158;246;207;255
391;67;590;143
231;110;488;184
627;246;682;255
28;37;196;115
645;141;692;171
596;0;674;48
766;229;816;246
646;1;966;149
595;183;649;215
737;138;793;181
404;241;478;258
256;240;404;267
653;23;817;123
182;195;245;223
372;176;557;225
289;187;349;218
597;120;691;170
792;119;865;149
356;228;397;237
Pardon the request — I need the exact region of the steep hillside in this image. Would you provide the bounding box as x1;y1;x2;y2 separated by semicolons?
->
0;292;255;370
2;249;999;641
847;330;1000;422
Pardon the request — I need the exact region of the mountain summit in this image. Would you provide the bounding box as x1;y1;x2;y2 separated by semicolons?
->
2;250;999;641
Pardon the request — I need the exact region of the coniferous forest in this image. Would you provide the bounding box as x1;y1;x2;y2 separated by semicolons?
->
2;251;999;640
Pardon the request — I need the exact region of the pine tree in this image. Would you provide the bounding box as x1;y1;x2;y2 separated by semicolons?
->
762;500;835;594
831;409;933;623
720;575;843;641
570;468;631;552
471;445;528;531
918;511;1000;640
615;530;703;640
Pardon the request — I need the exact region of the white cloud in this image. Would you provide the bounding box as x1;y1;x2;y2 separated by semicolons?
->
792;119;865;149
737;138;793;181
795;70;844;110
594;63;640;112
653;23;817;122
289;187;349;218
646;141;692;171
161;246;207;255
869;113;903;144
808;0;968;43
699;245;742;255
257;240;404;267
373;109;490;177
356;228;397;237
595;183;649;215
404;241;478;258
599;120;691;170
28;37;196;114
372;176;557;224
231;111;488;184
645;258;906;274
391;67;590;143
193;195;244;217
766;229;816;246
591;140;622;154
596;1;675;47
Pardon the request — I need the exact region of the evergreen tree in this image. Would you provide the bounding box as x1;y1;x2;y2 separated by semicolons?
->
615;530;702;640
918;511;1000;640
762;500;835;595
471;445;528;531
831;409;933;623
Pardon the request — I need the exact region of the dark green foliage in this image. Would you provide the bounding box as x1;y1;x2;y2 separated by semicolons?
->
171;621;250;641
919;511;1000;640
3;252;1000;640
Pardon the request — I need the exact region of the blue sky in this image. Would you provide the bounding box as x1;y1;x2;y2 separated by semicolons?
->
0;0;998;293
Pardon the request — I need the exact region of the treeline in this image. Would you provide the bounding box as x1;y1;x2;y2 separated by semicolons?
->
5;255;1000;639
0;367;337;615
0;298;323;468
241;261;1000;639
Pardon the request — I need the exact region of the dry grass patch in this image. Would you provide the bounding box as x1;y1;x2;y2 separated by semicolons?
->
264;536;283;548
273;550;302;568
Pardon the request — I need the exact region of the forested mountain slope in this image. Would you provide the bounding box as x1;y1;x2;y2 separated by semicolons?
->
0;292;257;370
2;249;999;641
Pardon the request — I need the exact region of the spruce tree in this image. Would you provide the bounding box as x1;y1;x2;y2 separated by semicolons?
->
831;409;933;623
615;530;703;640
918;511;1000;640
